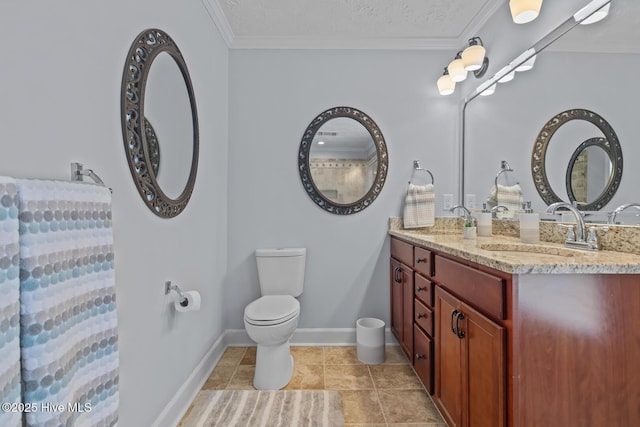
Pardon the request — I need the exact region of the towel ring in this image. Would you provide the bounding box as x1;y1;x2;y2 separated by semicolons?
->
409;160;434;185
494;160;514;186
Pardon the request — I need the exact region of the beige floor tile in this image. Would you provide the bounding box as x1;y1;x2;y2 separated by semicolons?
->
239;346;256;365
369;365;422;389
378;389;444;424
325;346;361;365
227;365;256;390
291;346;325;365
326;365;375;390
201;365;236;390
341;390;386;424
283;364;325;390
383;345;410;365
217;346;247;366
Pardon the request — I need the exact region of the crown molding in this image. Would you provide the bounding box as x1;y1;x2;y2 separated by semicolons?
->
201;0;235;47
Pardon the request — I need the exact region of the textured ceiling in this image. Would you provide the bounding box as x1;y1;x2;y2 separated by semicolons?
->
203;0;503;49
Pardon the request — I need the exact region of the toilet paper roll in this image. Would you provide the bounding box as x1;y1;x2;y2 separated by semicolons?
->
175;290;201;313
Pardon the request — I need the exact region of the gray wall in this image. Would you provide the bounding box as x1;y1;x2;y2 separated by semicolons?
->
0;1;229;426
226;49;460;330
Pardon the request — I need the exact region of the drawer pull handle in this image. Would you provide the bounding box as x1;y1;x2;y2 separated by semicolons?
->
451;309;458;335
416;313;425;319
455;311;465;339
416;286;426;292
416;258;427;264
415;354;425;360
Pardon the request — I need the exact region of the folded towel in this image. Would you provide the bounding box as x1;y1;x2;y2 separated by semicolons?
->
403;183;435;228
0;178;22;427
486;186;498;208
496;183;523;218
17;179;119;427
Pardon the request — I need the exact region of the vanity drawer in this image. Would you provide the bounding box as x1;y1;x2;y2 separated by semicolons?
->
391;237;413;267
413;324;433;394
415;274;433;307
414;299;433;337
414;247;433;278
434;255;505;320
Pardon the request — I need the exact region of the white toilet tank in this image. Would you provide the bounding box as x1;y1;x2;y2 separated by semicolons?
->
255;248;306;297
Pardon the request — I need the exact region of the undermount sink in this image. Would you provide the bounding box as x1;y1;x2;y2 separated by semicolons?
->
478;243;582;257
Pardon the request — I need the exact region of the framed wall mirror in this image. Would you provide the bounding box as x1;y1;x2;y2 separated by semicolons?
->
298;107;388;215
531;109;622;211
121;28;199;218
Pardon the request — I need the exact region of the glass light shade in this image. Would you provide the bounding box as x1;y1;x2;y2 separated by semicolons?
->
448;58;468;82
515;54;536;72
498;70;515;83
437;74;455;96
510;0;543;24
462;45;486;71
579;3;609;25
479;84;496;96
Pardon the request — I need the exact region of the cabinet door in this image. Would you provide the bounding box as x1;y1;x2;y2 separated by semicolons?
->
460;299;506;427
435;286;506;427
435;288;463;427
390;258;403;342
400;263;414;360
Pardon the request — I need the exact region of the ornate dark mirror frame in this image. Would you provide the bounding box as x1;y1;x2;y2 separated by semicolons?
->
298;106;388;215
531;109;622;211
121;28;199;218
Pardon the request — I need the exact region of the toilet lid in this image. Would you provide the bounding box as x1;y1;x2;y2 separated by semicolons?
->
244;295;299;325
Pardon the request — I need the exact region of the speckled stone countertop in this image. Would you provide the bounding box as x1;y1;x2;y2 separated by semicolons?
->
389;217;640;275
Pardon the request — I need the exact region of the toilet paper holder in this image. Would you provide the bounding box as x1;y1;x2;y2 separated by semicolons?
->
165;281;188;307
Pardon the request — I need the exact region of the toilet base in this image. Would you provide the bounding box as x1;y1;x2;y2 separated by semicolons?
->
253;342;294;390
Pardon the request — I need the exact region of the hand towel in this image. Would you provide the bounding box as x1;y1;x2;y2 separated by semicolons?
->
403;183;435;228
16;179;119;427
0;178;22;427
496;183;524;218
486;186;498;208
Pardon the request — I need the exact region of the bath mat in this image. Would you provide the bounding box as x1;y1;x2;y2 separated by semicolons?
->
181;390;344;427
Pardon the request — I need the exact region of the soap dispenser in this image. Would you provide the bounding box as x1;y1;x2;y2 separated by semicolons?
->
519;201;540;244
477;203;492;237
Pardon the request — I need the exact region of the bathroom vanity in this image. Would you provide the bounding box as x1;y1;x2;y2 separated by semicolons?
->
389;222;640;427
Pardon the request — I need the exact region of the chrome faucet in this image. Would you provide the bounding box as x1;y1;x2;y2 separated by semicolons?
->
546;202;591;250
608;203;640;224
450;205;474;225
490;205;509;218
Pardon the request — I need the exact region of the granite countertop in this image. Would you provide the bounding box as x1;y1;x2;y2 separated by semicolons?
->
389;218;640;275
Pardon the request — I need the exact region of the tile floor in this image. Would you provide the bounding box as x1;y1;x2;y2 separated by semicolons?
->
180;345;447;426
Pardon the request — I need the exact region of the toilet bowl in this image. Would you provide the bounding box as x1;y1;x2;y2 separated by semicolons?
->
243;248;306;390
244;295;300;390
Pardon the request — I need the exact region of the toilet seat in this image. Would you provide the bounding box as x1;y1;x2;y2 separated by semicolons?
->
244;295;300;326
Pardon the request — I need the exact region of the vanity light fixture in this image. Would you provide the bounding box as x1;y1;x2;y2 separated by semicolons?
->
462;37;489;77
515;55;536;72
510;0;543;24
575;0;610;25
497;68;516;83
448;52;468;83
479;83;496;96
437;67;455;96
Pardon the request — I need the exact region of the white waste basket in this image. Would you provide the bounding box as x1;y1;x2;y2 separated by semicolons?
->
356;317;385;364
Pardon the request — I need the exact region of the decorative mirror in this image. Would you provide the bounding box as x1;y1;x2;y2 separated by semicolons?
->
531;109;622;211
121;28;199;218
298;106;388;215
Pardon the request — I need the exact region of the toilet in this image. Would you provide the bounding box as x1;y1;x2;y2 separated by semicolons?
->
243;248;306;390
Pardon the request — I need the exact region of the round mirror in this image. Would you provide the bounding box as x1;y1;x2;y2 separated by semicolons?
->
531;109;622;210
566;138;613;206
298;107;388;214
121;29;199;218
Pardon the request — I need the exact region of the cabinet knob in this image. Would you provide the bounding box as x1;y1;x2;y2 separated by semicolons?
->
416;258;426;264
416;286;426;292
415;354;425;360
416;313;425;319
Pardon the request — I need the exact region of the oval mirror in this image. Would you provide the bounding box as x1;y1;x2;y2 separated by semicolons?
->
298;107;388;215
121;28;199;218
531;109;622;211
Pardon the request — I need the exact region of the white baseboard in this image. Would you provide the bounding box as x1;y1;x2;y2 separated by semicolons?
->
154;327;399;426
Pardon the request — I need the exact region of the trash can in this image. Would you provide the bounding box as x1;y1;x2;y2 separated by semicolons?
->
356;317;385;364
